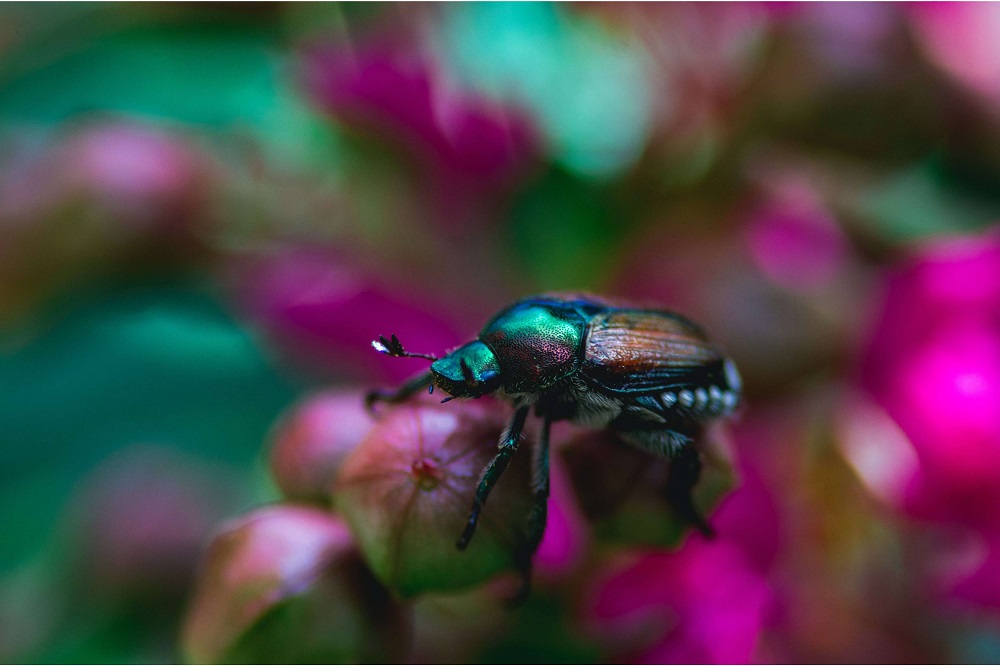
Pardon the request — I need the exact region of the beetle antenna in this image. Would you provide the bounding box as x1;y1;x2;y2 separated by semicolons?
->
371;334;439;361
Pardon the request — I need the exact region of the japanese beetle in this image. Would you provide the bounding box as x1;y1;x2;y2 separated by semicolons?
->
367;294;742;590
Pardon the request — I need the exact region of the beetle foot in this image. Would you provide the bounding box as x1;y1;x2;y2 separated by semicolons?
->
665;488;715;537
364;371;437;414
690;510;716;538
364;390;383;410
506;537;538;607
456;501;482;550
506;570;532;608
364;387;419;412
664;445;716;537
364;388;419;414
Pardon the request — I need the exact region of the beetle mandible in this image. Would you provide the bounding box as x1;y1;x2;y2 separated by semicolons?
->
367;293;742;588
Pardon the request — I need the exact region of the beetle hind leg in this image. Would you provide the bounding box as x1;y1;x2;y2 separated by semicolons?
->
665;443;715;537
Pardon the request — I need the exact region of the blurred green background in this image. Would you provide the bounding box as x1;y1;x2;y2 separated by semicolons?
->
3;2;1000;663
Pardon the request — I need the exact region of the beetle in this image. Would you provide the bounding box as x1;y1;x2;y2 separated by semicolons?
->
366;293;742;588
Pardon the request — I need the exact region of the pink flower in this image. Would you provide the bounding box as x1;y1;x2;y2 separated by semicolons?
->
892;325;1000;496
58;123;210;230
306;42;536;182
911;3;1000;106
0;121;212;240
0;121;213;322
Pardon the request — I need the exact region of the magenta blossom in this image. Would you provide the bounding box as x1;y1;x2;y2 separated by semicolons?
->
744;179;850;292
0;121;211;239
55;122;212;237
859;232;1000;527
303;40;539;232
305;41;537;183
228;247;465;383
846;231;1000;612
0;121;213;323
584;450;781;663
588;542;770;664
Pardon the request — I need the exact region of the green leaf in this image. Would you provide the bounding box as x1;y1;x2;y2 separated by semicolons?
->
0;280;299;573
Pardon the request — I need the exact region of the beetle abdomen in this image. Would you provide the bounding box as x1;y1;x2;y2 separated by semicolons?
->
640;381;737;419
583;356;741;435
582;309;726;395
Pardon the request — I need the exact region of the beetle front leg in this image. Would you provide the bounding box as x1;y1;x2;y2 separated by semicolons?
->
665;443;715;537
457;405;530;550
365;370;435;411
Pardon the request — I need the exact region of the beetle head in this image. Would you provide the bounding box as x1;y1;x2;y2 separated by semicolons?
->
431;341;501;399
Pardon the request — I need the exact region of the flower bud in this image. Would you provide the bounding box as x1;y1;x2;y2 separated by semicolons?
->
268;389;376;504
65;446;243;603
182;506;407;664
0;122;215;326
55;122;212;241
407;585;516;663
333;400;533;597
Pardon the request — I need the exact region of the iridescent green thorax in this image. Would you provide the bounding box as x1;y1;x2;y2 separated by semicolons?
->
431;341;501;397
479;300;587;393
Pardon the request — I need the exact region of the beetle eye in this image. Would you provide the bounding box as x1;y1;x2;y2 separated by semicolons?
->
480;369;499;385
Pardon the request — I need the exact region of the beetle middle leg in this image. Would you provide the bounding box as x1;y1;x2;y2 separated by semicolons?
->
457;405;530;550
511;414;552;601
